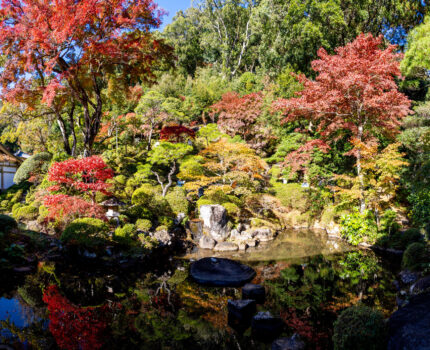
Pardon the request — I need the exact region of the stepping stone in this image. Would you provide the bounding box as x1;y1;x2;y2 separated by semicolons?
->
190;257;256;287
252;311;284;342
242;283;266;304
227;299;256;332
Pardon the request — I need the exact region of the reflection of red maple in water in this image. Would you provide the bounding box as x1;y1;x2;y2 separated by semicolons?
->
43;285;112;350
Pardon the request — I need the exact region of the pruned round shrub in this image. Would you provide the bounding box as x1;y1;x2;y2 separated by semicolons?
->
62;218;109;247
0;214;17;231
13;205;38;221
14;152;52;184
402;242;429;271
165;186;189;215
131;184;156;206
114;223;136;244
386;228;424;250
136;219;152;232
333;305;387;350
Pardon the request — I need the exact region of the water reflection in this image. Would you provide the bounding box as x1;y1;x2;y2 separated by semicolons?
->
0;232;397;350
183;229;354;262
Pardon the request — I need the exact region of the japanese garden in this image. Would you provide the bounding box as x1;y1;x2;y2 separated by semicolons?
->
0;0;430;349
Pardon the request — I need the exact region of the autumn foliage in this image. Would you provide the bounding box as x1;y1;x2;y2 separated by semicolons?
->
274;34;411;144
43;156;113;222
43;194;106;223
211;92;270;148
43;285;113;350
274;33;412;211
160;125;196;142
47;156;114;197
0;0;171;154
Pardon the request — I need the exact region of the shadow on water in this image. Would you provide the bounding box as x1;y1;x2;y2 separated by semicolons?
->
0;229;399;350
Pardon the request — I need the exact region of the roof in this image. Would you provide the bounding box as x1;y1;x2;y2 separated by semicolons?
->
0;144;24;164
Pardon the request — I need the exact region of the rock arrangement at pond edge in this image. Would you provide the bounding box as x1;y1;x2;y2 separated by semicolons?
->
191;204;277;252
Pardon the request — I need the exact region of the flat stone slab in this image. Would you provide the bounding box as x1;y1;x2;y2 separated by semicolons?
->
214;242;238;252
388;291;430;350
190;257;256;287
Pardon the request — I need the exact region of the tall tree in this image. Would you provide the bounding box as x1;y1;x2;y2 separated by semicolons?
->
274;34;412;213
0;0;172;156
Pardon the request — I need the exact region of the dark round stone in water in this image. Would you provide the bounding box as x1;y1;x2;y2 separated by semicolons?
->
190;257;256;287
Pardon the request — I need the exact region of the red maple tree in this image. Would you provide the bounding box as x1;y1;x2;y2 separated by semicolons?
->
43;156;113;222
43;194;106;223
211;92;272;149
47;156;114;201
160;125;195;143
0;0;172;155
43;285;114;350
274;34;412;212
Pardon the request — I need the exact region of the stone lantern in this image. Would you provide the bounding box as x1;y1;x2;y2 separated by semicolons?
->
100;198;125;221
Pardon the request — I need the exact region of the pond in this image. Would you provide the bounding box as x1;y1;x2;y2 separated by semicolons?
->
0;229;399;350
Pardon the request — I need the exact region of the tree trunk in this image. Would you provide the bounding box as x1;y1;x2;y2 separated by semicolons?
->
357;124;366;213
56;114;72;155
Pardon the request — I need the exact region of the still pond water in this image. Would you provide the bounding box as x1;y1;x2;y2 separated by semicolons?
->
0;229;398;349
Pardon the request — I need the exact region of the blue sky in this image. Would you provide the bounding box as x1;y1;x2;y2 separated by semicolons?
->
157;0;193;29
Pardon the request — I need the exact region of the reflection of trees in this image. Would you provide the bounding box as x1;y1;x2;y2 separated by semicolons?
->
43;285;114;350
0;319;57;350
266;252;396;347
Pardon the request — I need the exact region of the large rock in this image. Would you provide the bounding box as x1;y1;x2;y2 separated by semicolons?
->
410;275;430;295
252;311;284;342
199;235;216;249
190;257;256;287
227;299;256;332
242;283;265;304
399;270;419;285
199;205;229;241
388;291;430;350
214;242;238;252
272;334;306;350
152;229;172;246
252;228;275;242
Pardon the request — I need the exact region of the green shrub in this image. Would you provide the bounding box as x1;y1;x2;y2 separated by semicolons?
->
114;224;136;244
165;187;189;215
196;198;214;208
402;242;430;271
273;183;308;212
379;210;400;234
13;205;38;221
14;152;52;184
394;228;424;250
131;184;156;206
158;216;174;229
0;214;17;231
124;205;152;221
136;219;152;232
62;218;109;247
333;305;387;350
155;225;168;232
408;189;430;229
132;185;172;217
223;202;240;219
340;210;380;245
138;233;159;249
